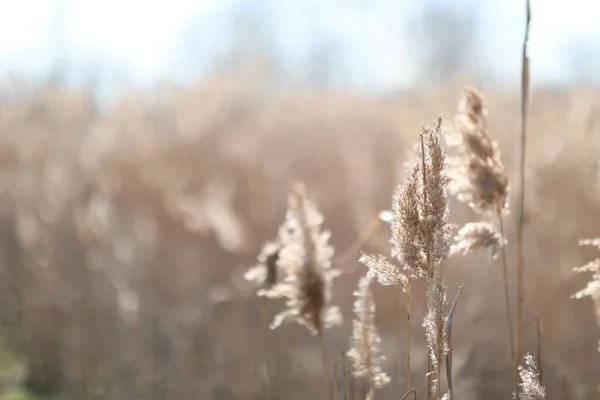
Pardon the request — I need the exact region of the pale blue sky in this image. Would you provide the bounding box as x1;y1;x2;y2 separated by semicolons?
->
0;0;598;92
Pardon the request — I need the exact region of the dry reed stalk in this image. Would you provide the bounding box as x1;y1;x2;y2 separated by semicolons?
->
423;274;447;400
516;353;546;400
260;297;272;400
420;133;435;400
405;278;412;393
497;208;516;379
361;116;451;400
449;88;514;387
347;276;390;400
534;316;543;387
445;284;464;399
333;363;338;400
516;0;532;379
253;182;342;399
245;241;282;400
342;350;352;400
336;214;385;266
420;119;452;400
319;332;331;399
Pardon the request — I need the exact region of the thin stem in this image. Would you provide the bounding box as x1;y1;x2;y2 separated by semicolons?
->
516;0;532;383
420;134;434;400
260;297;272;400
335;214;383;266
319;331;331;400
405;279;412;393
535;316;544;387
342;350;351;400
497;209;516;391
401;389;417;400
333;363;338;400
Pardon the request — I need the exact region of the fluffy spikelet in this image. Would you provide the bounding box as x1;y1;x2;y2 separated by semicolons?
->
359;253;409;289
245;240;281;296
516;353;546;400
449;88;509;216
390;117;451;278
421;117;453;265
347;276;391;400
423;274;448;398
450;221;505;260
267;182;342;335
392;164;427;277
572;238;600;351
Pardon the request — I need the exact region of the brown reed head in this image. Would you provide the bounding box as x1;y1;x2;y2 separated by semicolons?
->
267;182;342;335
449;88;509;216
388;116;452;278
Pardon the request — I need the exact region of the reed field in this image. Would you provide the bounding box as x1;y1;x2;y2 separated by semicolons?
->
0;74;596;400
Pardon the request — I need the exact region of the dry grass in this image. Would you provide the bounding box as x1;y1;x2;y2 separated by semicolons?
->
0;80;598;399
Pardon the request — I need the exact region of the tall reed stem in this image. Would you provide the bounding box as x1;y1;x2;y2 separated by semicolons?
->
497;209;516;391
405;279;412;393
260;298;272;400
516;0;532;385
319;331;331;400
535;316;544;388
342;350;351;400
420;134;434;400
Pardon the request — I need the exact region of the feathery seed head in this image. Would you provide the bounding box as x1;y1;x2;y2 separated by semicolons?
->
392;164;427;278
390;116;452;278
451;221;505;260
517;353;546;400
572;238;600;351
359;253;409;289
268;182;341;335
449;88;509;216
347;275;391;396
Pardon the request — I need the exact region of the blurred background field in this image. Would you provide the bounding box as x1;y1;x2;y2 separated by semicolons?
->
0;1;599;400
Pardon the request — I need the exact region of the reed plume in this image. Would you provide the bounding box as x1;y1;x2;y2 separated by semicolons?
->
449;88;509;217
347;275;391;400
450;221;504;261
363;116;452;399
264;181;341;399
449;88;515;385
572;238;600;352
516;353;546;400
266;181;342;334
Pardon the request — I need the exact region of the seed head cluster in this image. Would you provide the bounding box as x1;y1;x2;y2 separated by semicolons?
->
265;182;342;335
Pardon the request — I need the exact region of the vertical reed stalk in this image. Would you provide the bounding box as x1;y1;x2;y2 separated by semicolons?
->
497;208;516;390
319;331;331;400
535;316;544;388
260;298;272;400
333;363;338;400
342;351;351;400
405;279;412;393
516;0;532;387
420;134;436;400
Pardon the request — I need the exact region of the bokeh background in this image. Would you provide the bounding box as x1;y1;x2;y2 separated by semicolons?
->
0;0;598;399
